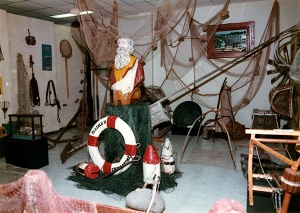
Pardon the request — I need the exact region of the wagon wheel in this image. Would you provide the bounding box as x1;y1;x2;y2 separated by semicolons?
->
267;31;299;86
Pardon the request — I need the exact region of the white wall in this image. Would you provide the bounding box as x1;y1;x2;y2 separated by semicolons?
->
0;10;10;121
54;25;85;130
0;0;299;133
0;11;84;133
143;0;300;128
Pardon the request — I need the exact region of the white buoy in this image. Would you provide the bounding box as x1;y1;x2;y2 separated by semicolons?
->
161;138;175;174
126;144;165;213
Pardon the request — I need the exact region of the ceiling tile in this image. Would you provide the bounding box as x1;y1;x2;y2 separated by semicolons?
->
0;0;18;6
18;11;46;19
31;8;63;16
0;0;269;26
6;1;45;11
0;5;25;13
28;0;70;8
52;4;76;14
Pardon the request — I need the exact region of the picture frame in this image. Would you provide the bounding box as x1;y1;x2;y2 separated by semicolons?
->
42;44;52;71
207;21;255;59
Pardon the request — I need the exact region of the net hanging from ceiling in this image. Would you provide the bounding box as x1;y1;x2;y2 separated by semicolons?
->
72;0;297;116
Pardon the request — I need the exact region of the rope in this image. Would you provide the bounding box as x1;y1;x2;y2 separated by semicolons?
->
255;146;277;191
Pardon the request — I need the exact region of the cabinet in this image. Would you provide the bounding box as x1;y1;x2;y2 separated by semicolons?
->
5;114;48;169
0;137;6;158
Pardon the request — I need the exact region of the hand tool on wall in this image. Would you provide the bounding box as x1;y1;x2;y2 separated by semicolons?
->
29;55;40;107
60;39;72;98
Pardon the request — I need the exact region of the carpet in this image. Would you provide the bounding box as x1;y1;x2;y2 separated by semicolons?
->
0;162;28;184
183;148;236;170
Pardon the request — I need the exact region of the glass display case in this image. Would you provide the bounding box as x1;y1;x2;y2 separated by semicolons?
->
8;114;43;140
5;114;48;169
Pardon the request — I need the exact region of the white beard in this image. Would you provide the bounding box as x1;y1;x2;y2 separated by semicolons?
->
114;47;131;69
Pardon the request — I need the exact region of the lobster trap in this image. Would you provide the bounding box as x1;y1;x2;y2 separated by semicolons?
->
251;109;279;129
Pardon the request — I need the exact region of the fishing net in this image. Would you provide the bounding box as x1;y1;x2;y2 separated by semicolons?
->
67;164;182;198
72;0;299;119
66;103;182;198
0;169;140;213
74;0;229;72
16;53;32;114
104;103;152;162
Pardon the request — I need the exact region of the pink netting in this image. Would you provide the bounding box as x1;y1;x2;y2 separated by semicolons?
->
209;198;247;213
0;170;139;213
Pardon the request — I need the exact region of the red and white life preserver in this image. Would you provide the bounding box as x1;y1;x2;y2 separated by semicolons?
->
87;115;137;175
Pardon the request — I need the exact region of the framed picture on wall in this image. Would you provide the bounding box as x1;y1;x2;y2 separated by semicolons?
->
207;21;255;59
42;44;52;71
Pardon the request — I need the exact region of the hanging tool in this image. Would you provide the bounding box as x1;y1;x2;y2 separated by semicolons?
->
60;39;72;98
29;55;40;106
45;80;61;122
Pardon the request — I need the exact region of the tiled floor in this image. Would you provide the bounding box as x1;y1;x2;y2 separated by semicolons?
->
1;127;250;212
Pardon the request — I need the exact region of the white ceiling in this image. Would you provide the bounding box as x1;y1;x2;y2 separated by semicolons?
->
0;0;265;26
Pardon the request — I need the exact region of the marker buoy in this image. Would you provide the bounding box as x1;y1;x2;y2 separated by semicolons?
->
161;138;175;174
76;162;100;179
143;144;161;184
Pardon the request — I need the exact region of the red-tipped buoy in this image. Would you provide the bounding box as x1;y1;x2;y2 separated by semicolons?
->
143;144;161;184
76;162;100;179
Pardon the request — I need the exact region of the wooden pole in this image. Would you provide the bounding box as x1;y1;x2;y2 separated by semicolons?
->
65;58;69;98
248;134;255;205
281;166;298;213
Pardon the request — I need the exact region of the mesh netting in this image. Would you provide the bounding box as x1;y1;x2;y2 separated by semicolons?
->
16;53;32;114
72;0;299;118
104;103;151;162
67;164;182;199
0;169;140;213
66;103;182;197
74;0;229;72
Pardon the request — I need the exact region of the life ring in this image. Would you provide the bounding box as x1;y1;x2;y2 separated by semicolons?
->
88;115;137;175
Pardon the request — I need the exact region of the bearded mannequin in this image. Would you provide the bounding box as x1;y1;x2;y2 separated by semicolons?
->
109;38;145;106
